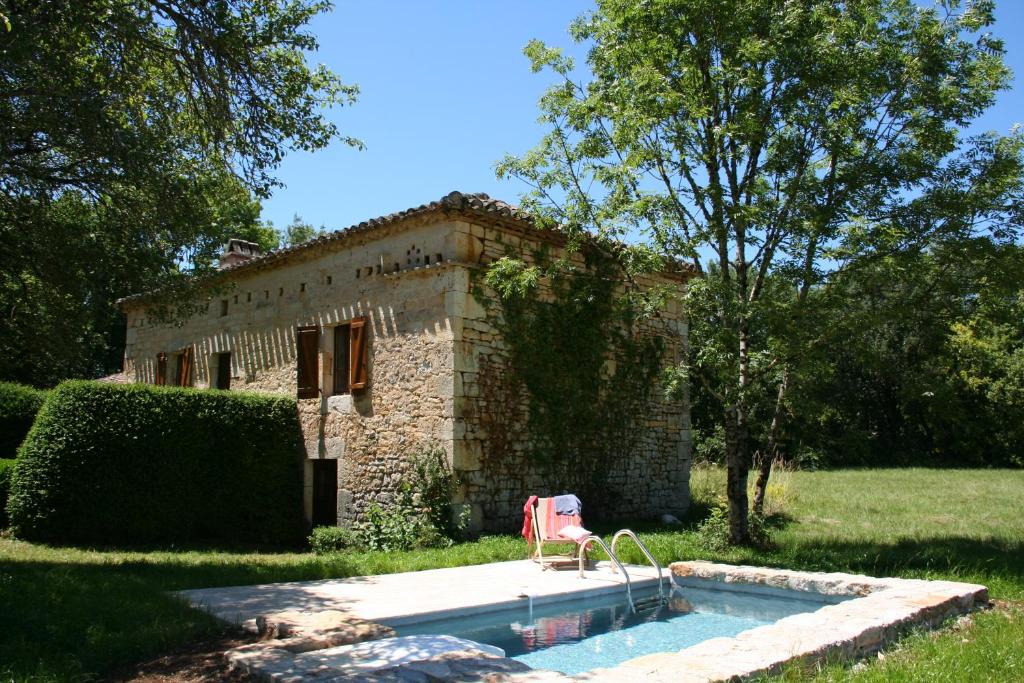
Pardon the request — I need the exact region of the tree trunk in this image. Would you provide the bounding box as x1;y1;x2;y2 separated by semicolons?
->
752;369;790;516
724;404;750;544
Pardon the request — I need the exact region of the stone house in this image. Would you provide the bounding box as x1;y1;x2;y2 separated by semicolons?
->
118;191;692;532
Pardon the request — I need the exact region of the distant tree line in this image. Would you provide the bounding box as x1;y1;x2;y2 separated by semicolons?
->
692;242;1024;469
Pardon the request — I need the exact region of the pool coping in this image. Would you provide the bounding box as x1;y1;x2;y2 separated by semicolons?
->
575;561;988;682
188;560;987;681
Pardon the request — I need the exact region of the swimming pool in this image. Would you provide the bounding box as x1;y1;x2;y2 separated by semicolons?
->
395;582;850;675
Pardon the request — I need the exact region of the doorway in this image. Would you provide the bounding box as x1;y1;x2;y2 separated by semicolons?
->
311;459;338;527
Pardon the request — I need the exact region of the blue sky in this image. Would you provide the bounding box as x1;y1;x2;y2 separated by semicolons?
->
260;0;1024;231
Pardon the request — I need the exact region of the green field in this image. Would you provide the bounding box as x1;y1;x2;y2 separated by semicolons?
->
1;468;1022;681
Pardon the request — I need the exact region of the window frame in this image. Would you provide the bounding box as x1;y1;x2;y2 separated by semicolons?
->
332;323;351;396
155;353;167;386
214;351;231;390
296;325;320;399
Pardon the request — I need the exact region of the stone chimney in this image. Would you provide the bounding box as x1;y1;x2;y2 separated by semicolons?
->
218;239;262;270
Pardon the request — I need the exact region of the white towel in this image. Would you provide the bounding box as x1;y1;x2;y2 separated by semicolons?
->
557;525;591;543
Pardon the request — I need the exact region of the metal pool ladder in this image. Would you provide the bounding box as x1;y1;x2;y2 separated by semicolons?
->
577;535;636;612
576;529;663;613
610;529;666;599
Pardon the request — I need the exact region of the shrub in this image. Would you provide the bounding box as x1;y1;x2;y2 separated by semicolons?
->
408;448;465;540
359;496;436;552
309;525;360;554
0;382;47;458
355;448;467;552
0;458;15;528
7;381;304;546
695;500;773;551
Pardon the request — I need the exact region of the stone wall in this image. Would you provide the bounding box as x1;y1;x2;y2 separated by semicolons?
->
442;218;692;531
122;209;691;532
123;215;461;525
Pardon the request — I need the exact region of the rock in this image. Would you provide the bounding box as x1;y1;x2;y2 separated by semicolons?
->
660;513;682;525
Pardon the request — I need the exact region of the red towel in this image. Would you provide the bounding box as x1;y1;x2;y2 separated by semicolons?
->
522;495;539;543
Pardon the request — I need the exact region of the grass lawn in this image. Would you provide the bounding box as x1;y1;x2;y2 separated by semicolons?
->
2;468;1022;681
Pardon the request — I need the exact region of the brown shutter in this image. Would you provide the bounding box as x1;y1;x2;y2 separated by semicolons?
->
296;325;320;399
179;346;193;387
349;317;369;391
155;353;167;386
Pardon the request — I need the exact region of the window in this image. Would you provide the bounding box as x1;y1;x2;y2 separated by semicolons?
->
214;352;231;390
331;317;369;395
155;353;167;386
219;299;228;316
296;325;320;399
333;324;350;395
173;347;194;387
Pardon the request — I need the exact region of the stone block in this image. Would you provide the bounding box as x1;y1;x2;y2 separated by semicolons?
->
324;436;346;459
326;394;353;414
453;439;483;471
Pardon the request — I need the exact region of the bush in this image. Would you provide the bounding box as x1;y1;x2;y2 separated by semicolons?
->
7;381;304;546
695;501;773;551
355;449;467;552
408;448;465;540
359;496;437;552
0;458;15;528
0;382;47;458
309;525;360;554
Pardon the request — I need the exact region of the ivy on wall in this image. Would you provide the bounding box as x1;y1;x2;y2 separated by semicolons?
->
475;248;665;511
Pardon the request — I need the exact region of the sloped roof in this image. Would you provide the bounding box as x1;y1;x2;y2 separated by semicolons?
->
117;191;533;307
117;190;691;307
216;190;533;276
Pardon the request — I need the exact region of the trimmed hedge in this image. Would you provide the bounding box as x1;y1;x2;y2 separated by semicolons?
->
7;381;304;546
0;382;47;458
0;458;15;528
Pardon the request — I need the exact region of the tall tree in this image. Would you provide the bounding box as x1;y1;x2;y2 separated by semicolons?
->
282;214;324;247
0;0;357;384
498;0;1022;542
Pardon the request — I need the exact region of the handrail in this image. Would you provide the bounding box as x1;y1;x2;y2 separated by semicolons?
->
610;529;665;597
579;535;635;613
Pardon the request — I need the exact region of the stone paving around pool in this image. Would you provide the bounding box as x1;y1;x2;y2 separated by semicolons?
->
177;559;988;681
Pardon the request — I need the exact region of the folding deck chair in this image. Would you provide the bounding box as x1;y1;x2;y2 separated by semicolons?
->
523;495;626;578
523;495;656;611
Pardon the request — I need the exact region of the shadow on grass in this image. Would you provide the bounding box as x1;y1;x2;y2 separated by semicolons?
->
2;531;1020;682
0;536;525;681
770;536;1024;588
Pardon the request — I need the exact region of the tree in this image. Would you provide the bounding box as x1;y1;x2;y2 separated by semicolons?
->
282;214;324;247
779;242;1024;470
497;0;1023;542
0;1;357;384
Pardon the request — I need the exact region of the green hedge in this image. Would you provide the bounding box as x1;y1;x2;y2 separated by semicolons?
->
7;381;304;546
0;382;47;458
0;459;15;528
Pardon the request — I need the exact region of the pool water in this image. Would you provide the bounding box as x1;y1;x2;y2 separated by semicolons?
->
396;582;848;675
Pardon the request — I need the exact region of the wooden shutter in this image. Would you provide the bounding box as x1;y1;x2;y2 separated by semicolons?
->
349;317;369;391
155;353;167;386
179;346;193;387
296;325;320;399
